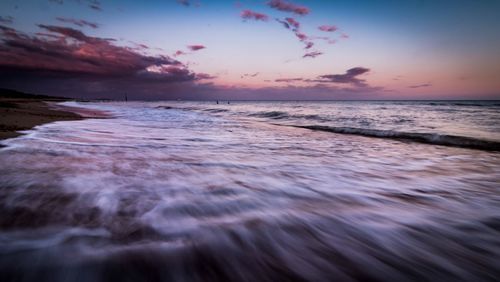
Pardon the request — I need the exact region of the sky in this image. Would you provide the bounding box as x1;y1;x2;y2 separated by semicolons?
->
0;0;499;100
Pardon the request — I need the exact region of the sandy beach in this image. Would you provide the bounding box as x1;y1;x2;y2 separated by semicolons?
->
0;89;107;141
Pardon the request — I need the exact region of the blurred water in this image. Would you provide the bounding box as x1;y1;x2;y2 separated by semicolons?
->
0;101;499;281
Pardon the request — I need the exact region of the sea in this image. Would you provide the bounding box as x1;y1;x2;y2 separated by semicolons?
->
0;100;499;281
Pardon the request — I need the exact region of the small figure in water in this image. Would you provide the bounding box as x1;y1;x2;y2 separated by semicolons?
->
228;101;230;104
216;100;219;104
125;93;128;102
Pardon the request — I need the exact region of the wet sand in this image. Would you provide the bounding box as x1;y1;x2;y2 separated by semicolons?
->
0;89;107;141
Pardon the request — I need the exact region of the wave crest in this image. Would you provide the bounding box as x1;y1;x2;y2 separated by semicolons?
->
291;125;500;151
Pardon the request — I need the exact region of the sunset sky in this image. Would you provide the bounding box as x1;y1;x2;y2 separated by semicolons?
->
0;0;499;100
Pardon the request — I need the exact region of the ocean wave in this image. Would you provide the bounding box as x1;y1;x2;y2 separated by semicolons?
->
249;111;289;119
290;125;500;151
248;111;330;122
203;108;230;113
426;102;500;107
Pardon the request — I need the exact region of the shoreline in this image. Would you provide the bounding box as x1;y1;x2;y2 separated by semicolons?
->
0;91;109;142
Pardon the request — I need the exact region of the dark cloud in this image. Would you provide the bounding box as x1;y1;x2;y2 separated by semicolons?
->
340;33;349;39
275;78;303;82
0;24;213;99
56;17;99;29
276;19;290;29
88;0;102;11
196;73;217;80
176;0;201;7
136;65;195;82
0;16;13;25
187;44;206;51
302;51;323;58
241;10;269;21
409;83;432;88
189;83;384;101
49;0;102;11
276;17;300;30
316;67;370;86
36;24;108;44
267;0;309;16
318;25;337;32
177;0;190;6
241;72;259;78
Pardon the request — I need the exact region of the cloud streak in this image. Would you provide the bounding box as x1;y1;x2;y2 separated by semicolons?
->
241;72;259;78
56;17;99;29
285;17;300;29
88;0;102;11
275;78;303;83
318;25;338;32
0;16;13;25
187;44;206;51
267;0;309;16
316;67;370;86
409;83;432;88
303;51;323;58
241;10;269;22
177;0;190;6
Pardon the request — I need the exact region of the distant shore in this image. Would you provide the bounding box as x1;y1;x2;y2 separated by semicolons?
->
0;89;108;141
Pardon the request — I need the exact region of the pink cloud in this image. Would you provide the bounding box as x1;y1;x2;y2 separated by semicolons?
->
318;25;338;32
267;0;309;16
241;10;269;21
303;51;323;59
285;17;300;29
295;31;307;41
187;44;206;51
196;73;217;80
173;50;186;57
409;83;432;89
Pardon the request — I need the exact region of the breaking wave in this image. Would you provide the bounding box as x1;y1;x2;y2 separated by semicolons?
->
289;125;500;151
